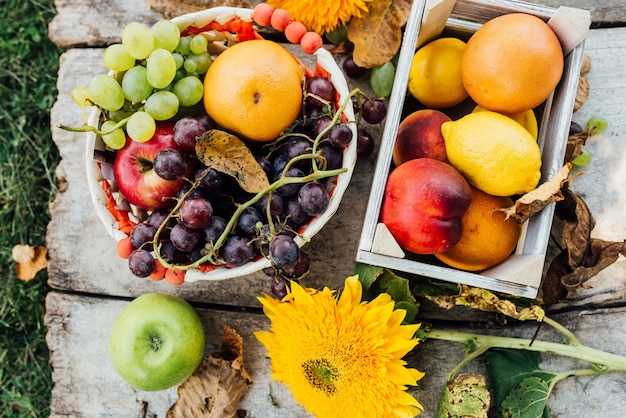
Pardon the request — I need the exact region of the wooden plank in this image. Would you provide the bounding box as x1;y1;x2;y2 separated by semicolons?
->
45;291;626;417
48;47;383;307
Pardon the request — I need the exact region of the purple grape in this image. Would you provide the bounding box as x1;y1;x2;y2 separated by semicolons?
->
146;209;170;230
195;114;217;131
306;76;336;107
570;121;583;136
318;142;343;170
128;249;155;278
284;199;311;228
271;276;291;299
195;167;223;192
312;116;332;139
237;206;262;236
361;99;387;124
298;181;330;216
328;124;353;147
202;215;227;243
130;222;157;251
275;167;305;198
342;55;367;79
180;196;213;229
282;249;310;278
272;153;289;177
222;235;253;267
269;234;300;268
357;129;375;158
153;148;187;180
173;116;206;151
285;137;312;162
170;223;201;252
159;240;186;264
256;155;273;178
256;193;284;219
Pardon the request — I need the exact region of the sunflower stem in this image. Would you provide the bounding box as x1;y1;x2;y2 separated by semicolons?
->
427;327;626;372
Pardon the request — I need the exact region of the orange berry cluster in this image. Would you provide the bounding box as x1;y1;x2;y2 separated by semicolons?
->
253;3;324;54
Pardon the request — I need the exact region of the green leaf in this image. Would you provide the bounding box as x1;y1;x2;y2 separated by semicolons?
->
501;376;550;418
484;349;557;415
436;373;490;418
411;278;461;298
394;300;418;323
353;263;384;292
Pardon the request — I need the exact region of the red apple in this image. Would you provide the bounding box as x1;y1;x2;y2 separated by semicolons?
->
113;123;190;211
381;158;471;254
393;109;451;166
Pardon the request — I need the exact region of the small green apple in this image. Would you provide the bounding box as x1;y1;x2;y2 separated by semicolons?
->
109;292;205;391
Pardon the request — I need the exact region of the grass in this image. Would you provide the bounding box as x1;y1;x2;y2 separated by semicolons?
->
0;0;63;416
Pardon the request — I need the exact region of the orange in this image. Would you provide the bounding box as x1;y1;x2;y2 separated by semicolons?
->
434;187;521;271
461;13;564;114
203;39;304;142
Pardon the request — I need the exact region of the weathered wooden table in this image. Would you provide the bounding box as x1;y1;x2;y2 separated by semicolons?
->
46;0;626;416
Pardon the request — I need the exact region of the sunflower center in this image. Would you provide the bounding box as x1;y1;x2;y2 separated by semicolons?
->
302;358;338;395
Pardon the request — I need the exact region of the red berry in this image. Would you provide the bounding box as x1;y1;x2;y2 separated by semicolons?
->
270;9;292;31
285;21;307;44
301;32;323;54
253;3;274;27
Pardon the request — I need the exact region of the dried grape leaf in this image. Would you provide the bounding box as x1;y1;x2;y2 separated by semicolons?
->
196;129;270;194
12;244;48;281
167;327;252;418
427;285;545;322
542;188;626;305
436;373;490;418
498;163;581;224
347;0;412;68
565;131;590;163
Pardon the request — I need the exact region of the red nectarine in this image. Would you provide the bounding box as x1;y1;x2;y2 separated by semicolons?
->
393;109;451;166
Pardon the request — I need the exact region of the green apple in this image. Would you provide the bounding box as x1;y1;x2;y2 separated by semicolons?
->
109;292;206;391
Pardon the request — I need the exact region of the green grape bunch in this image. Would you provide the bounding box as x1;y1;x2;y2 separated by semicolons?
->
69;19;212;148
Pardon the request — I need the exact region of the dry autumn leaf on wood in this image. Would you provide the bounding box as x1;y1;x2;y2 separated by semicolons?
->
148;0;252;19
347;0;413;68
541;187;626;306
12;244;48;281
498;163;582;224
168;327;253;418
196;129;270;194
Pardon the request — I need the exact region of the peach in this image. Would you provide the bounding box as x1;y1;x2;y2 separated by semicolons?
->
392;109;451;165
381;158;471;254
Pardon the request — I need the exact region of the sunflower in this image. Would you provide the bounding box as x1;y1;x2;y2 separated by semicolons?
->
255;275;424;417
266;0;373;35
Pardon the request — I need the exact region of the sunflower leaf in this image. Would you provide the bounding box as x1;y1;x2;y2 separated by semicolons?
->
347;0;412;68
195;129;270;194
436;373;490;418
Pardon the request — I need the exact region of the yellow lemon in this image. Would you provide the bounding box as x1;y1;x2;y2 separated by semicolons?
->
408;37;468;108
441;111;542;196
472;104;538;140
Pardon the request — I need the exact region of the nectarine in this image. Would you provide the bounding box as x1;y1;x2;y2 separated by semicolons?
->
381;159;471;254
393;109;451;166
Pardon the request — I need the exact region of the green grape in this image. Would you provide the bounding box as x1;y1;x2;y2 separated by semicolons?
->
183;58;198;74
106;108;134;123
146;48;177;89
172;52;184;69
126;111;156;142
189;35;208;54
173;76;203;107
370;61;395;98
145;91;179;121
122;65;153;103
151;19;180;52
103;44;136;72
122;22;154;60
71;86;94;106
187;52;212;74
88;74;125;111
175;36;191;55
100;120;127;150
586;116;608;134
572;146;592;167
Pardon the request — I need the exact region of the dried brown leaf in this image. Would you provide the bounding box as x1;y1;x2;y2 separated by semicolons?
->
564;131;590;163
12;245;48;281
347;0;413;68
542;188;626;305
196;129;270;194
427;285;545;322
167;327;253;418
498;163;580;224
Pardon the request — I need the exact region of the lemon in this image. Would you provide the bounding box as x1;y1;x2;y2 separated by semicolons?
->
472;105;539;140
408;37;468;108
441;111;542;196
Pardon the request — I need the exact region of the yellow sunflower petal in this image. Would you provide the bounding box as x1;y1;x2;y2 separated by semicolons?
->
267;0;373;34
